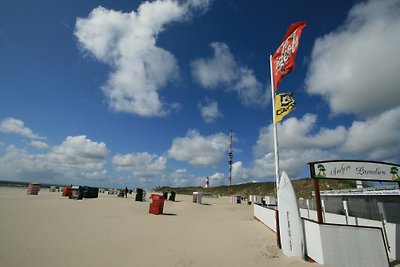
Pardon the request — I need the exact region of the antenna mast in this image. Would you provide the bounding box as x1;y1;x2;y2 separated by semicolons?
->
228;129;233;186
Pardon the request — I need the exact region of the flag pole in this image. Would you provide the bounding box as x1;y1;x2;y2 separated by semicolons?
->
269;22;306;249
269;54;280;196
270;54;281;248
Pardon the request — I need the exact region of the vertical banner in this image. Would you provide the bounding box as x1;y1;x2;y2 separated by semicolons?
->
275;93;295;123
272;22;306;91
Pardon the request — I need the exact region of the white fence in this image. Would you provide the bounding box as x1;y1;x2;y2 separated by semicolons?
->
253;204;276;232
303;219;390;267
299;207;399;260
254;204;397;267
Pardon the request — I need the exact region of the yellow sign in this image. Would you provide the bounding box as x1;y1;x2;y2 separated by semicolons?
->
275;93;295;123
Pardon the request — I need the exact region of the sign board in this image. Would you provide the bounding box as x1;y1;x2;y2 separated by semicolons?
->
308;160;400;182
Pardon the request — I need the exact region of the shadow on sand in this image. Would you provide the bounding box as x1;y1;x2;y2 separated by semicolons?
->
161;213;177;216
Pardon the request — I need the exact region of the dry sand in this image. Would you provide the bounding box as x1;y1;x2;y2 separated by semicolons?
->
0;187;328;267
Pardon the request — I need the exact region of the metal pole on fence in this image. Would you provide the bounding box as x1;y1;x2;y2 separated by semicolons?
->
309;163;323;223
342;200;349;225
378;202;391;254
321;199;326;223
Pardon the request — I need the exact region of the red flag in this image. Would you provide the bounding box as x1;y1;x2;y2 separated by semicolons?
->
272;22;306;91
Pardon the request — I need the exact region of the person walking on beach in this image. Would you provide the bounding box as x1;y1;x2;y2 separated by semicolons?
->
124;187;128;198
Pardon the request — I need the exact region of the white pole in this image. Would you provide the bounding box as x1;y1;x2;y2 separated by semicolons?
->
343;200;349;225
321;199;326;223
269;55;280;195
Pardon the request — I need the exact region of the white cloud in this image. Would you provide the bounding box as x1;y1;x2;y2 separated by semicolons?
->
0;135;109;183
48;136;109;182
51;135;108;169
191;42;236;87
209;172;224;180
0;117;45;139
305;0;400;117
251;148;333;181
208;172;225;186
30;140;49;149
198;98;222;123
248;153;275;179
253;114;346;157
339;106;400;161
191;42;268;107
251;114;346;179
159;169;224;188
250;107;400;180
0;145;59;181
231;161;251;184
162;168;192;187
112;152;167;178
75;0;211;117
167;129;229;167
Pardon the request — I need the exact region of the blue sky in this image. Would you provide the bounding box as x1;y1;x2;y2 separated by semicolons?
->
1;0;399;189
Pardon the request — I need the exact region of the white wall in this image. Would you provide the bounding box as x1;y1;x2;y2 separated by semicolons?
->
303;220;324;263
255;205;397;266
300;208;399;260
253;204;276;232
323;225;388;267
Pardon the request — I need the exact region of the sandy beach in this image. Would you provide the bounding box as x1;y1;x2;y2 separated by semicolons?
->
0;187;328;267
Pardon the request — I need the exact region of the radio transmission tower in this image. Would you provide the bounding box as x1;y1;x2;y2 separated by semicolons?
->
228;129;233;186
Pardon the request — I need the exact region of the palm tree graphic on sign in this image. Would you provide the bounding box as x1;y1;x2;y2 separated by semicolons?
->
316;164;327;178
390;167;400;181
